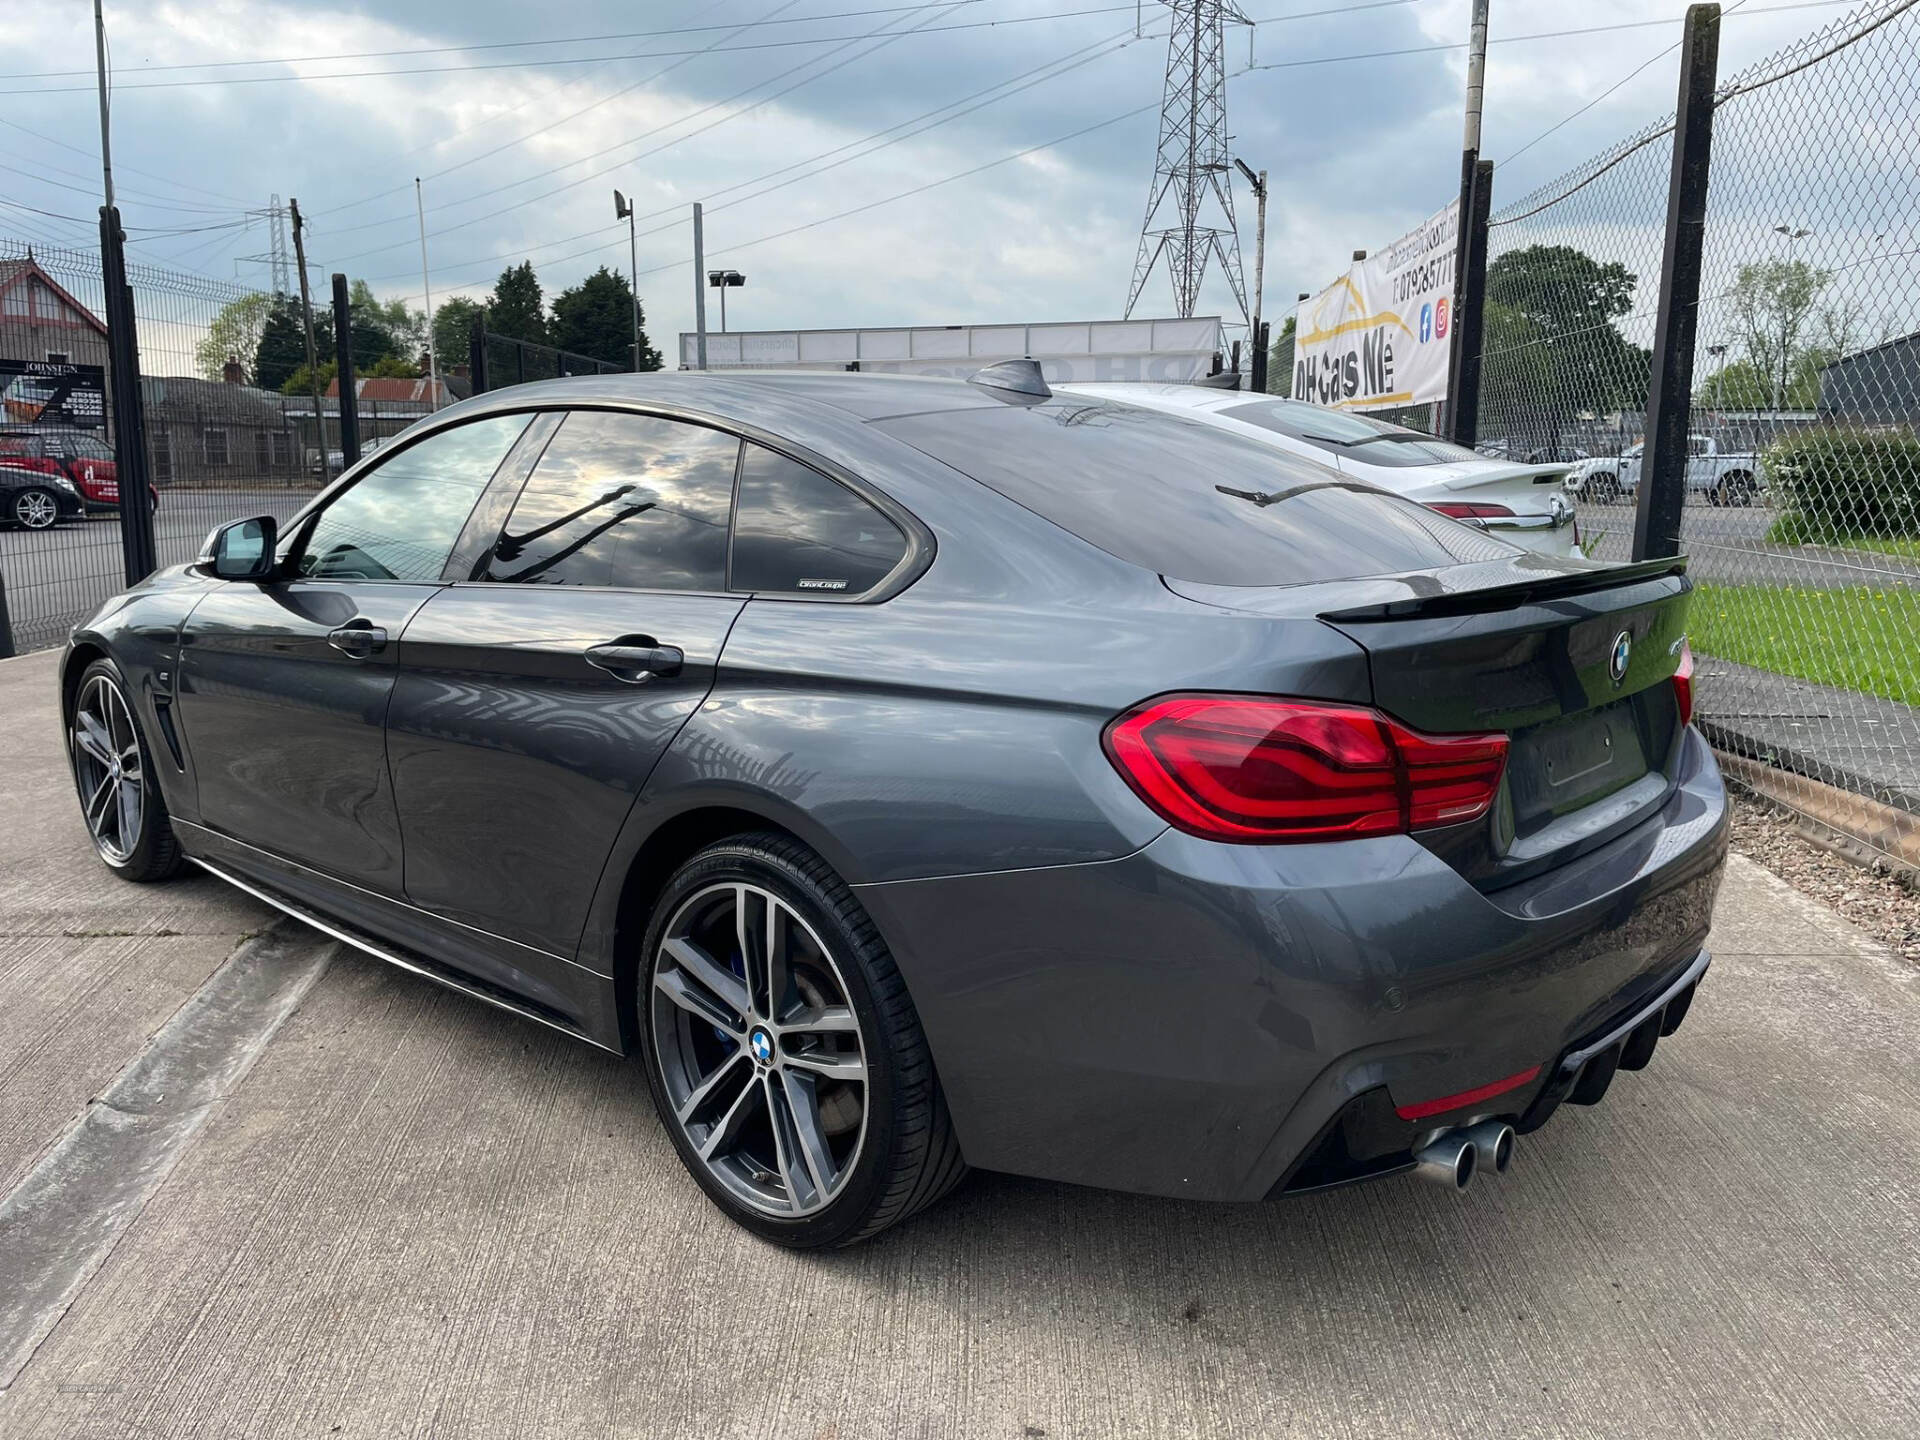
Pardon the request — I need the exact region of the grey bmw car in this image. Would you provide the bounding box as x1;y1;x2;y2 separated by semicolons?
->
60;364;1726;1246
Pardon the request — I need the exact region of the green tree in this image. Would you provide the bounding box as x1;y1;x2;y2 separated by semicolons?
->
1729;258;1830;410
281;358;338;397
1480;244;1651;446
368;352;422;379
551;266;659;370
1697;358;1771;410
487;261;548;345
431;295;486;367
195;292;274;382
252;297;312;393
1267;315;1296;395
348;279;427;363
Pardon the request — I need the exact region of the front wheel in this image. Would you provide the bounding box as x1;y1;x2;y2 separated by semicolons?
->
639;833;965;1247
1588;473;1621;506
11;487;60;530
1717;471;1756;507
69;659;184;882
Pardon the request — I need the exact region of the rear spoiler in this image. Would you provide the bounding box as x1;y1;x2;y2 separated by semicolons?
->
1320;556;1689;623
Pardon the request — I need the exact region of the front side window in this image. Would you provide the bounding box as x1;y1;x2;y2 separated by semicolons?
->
296;413;530;581
483;411;736;590
731;444;906;595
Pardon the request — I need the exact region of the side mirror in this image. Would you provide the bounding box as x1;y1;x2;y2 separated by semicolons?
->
200;515;278;581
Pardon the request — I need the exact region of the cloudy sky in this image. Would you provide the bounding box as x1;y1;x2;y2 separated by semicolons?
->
0;0;1878;360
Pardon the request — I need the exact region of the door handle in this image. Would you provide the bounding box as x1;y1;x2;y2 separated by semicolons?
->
327;621;388;657
585;639;683;683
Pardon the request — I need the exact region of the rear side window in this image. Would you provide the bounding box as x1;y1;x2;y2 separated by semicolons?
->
877;399;1515;587
484;411;738;590
731;443;906;595
297;413;530;581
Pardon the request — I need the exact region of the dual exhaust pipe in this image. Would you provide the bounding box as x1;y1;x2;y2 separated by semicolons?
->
1414;1120;1515;1191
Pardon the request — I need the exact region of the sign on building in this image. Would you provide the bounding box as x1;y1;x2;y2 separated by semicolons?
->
677;317;1224;383
0;359;107;430
1293;203;1457;411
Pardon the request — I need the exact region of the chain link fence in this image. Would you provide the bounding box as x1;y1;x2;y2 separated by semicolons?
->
0;239;455;654
1474;0;1920;867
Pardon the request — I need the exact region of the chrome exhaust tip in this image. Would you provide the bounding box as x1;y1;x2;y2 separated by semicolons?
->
1463;1120;1516;1176
1413;1131;1477;1191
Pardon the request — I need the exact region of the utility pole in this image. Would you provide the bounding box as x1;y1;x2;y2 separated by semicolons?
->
415;179;439;409
692;202;708;371
289;198;331;484
615;190;641;371
93;0;115;211
1234;158;1266;386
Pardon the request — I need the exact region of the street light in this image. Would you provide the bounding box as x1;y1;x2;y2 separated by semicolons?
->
613;189;640;371
1233;156;1268;390
707;269;745;333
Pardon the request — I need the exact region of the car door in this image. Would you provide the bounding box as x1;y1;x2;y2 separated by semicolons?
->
173;412;537;893
385;408;747;956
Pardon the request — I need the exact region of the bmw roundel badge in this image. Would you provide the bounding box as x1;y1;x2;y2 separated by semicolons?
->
1609;630;1632;685
749;1027;774;1064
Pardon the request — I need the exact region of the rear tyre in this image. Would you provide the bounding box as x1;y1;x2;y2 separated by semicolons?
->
12;487;60;530
1717;471;1755;507
69;659;184;882
638;832;966;1248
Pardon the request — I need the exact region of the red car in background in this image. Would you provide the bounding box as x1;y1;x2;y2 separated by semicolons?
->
0;427;157;516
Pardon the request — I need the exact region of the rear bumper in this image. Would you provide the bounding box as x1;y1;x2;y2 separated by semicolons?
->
858;727;1729;1202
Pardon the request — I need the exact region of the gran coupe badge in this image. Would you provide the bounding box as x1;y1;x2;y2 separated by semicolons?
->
1609;631;1632;685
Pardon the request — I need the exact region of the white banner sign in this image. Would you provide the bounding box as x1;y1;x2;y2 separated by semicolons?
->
1293;201;1458;410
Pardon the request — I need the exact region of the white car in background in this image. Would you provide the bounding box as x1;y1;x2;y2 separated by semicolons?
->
1057;385;1584;558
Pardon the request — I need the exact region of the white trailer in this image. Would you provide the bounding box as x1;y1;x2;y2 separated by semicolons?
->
676;316;1225;383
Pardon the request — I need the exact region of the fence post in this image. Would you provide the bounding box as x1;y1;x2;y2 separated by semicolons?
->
98;205;157;585
1635;4;1720;561
1250;319;1269;394
330;273;360;468
0;570;14;660
469;312;487;395
1445;159;1494;446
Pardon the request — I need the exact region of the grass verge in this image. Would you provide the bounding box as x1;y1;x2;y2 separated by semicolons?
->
1691;584;1920;708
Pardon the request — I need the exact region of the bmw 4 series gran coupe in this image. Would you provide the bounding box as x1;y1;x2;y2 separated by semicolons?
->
60;364;1727;1247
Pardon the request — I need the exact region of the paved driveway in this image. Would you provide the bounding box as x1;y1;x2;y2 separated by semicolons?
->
1;647;1917;1438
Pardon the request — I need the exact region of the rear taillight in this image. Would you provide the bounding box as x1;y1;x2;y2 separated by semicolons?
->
1102;695;1509;844
1672;638;1695;727
1426;502;1516;520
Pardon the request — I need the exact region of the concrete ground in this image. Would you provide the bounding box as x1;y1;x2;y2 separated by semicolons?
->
1;646;1917;1438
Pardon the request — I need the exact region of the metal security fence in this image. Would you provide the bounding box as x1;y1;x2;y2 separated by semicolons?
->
468;316;623;395
0;239;453;655
1474;0;1920;864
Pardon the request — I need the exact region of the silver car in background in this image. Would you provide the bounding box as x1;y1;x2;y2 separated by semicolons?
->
1058;385;1584;557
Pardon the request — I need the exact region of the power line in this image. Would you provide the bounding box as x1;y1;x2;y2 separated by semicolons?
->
322;0;980;261
0;0;998;80
313;0;806;223
8;4;1156;94
358;20;1156;283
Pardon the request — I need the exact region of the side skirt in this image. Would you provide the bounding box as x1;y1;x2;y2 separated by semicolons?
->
182;840;623;1056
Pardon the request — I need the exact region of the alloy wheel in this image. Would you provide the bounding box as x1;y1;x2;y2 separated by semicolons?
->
15;490;58;529
651;882;869;1218
71;674;145;864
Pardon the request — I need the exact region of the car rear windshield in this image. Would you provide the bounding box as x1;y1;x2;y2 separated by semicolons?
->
874;398;1515;586
1221;398;1485;468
